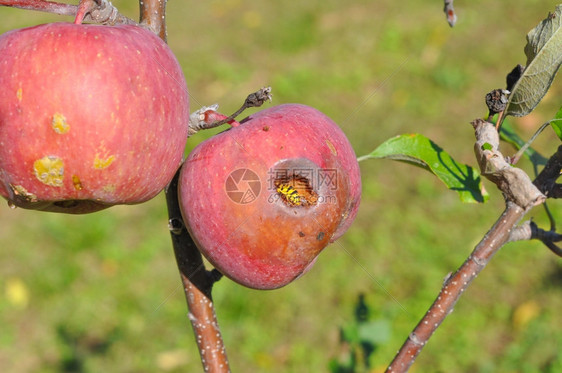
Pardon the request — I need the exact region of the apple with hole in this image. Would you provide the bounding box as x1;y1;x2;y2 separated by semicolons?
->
0;22;189;213
179;104;361;289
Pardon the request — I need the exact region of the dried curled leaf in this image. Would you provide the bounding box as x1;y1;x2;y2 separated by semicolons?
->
472;119;545;208
506;5;562;117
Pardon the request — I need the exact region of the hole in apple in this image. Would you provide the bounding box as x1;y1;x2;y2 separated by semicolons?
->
269;158;322;208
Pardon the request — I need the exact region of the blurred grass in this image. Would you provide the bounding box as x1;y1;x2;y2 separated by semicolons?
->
1;0;561;372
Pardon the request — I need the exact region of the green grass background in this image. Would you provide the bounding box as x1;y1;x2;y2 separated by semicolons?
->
1;0;561;372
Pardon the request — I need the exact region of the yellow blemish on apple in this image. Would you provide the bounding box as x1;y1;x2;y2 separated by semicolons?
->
72;175;83;190
16;87;22;102
326;139;337;156
94;154;116;169
51;113;69;134
33;156;64;187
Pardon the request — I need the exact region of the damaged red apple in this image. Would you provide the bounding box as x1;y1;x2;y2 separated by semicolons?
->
0;22;189;213
178;104;361;289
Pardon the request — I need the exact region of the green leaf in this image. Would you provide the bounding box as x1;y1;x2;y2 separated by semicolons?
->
358;134;488;203
550;105;562;140
506;5;562;117
499;120;548;167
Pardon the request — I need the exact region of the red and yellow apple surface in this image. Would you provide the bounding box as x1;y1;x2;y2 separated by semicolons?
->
179;104;361;289
0;22;189;213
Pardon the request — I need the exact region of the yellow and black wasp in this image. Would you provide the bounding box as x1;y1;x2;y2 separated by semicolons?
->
275;175;318;206
276;183;302;206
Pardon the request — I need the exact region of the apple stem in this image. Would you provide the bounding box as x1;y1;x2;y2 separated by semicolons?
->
188;87;272;137
74;0;95;24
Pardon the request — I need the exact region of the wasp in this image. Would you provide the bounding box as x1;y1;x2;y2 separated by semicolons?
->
276;183;302;206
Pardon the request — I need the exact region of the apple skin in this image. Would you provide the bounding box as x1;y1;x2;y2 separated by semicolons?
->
179;104;361;289
0;22;189;213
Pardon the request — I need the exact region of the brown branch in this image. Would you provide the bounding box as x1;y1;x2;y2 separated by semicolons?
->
165;173;230;373
139;0;167;41
138;1;230;371
509;220;562;257
0;0;136;25
387;202;526;372
0;0;76;16
529;221;562;257
386;118;547;372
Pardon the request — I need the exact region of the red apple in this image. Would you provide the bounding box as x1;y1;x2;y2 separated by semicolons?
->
179;104;361;289
0;22;189;213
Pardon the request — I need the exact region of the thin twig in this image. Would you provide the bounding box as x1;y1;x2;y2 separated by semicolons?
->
443;0;457;27
387;202;527;372
187;87;272;137
0;0;76;16
0;0;136;25
511;120;553;164
528;221;562;257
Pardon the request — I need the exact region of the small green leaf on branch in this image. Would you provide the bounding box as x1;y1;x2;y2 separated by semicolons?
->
358;133;488;203
481;142;493;151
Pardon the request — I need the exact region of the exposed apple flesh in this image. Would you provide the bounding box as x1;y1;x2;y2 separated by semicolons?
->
0;22;189;213
179;104;361;289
